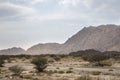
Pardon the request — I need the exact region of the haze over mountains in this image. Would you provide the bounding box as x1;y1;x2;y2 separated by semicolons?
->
0;47;25;55
1;24;120;55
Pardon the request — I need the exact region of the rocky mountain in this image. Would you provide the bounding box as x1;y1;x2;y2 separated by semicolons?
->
0;47;25;55
27;24;120;54
1;24;120;55
27;43;62;55
60;24;120;54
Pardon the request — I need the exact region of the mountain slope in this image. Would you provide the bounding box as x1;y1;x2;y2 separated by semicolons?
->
0;47;25;55
27;24;120;54
61;24;120;53
27;43;62;54
2;24;120;55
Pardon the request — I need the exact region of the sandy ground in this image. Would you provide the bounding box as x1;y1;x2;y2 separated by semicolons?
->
0;57;120;80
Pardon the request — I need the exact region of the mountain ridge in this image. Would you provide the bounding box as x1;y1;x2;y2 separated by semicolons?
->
0;47;25;55
1;24;120;55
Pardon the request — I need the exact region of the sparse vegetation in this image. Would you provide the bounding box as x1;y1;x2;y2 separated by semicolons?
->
0;58;4;67
0;55;10;67
56;67;60;69
48;60;54;63
9;65;24;76
91;71;101;75
58;70;64;74
96;61;112;67
109;69;114;71
69;67;73;70
66;70;73;73
0;50;120;80
31;57;48;72
69;49;120;62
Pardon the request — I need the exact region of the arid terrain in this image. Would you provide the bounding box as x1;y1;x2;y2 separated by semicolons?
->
0;0;120;79
0;52;120;80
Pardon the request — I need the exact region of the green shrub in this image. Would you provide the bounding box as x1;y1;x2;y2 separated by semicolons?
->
9;65;24;76
31;57;47;72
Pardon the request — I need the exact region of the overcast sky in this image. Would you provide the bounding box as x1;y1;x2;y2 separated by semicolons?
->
0;0;120;50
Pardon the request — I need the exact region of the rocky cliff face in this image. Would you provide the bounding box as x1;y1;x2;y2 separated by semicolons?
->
0;47;25;55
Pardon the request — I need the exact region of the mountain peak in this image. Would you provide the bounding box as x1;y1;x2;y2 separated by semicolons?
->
1;24;120;55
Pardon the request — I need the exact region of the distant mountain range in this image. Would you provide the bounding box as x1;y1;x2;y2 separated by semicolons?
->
0;47;25;55
1;24;120;55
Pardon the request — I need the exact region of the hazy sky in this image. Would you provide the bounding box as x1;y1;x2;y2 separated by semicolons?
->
0;0;120;49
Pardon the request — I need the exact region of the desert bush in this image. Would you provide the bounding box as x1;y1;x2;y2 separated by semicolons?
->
31;57;47;72
75;75;92;80
58;71;64;74
56;67;60;69
66;70;73;73
0;55;10;67
53;70;57;73
69;67;73;70
9;65;24;76
70;49;120;63
82;54;110;62
113;56;120;60
49;54;56;57
96;61;112;67
0;59;4;67
48;60;54;63
109;69;114;71
0;69;1;73
91;71;101;75
69;49;111;62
